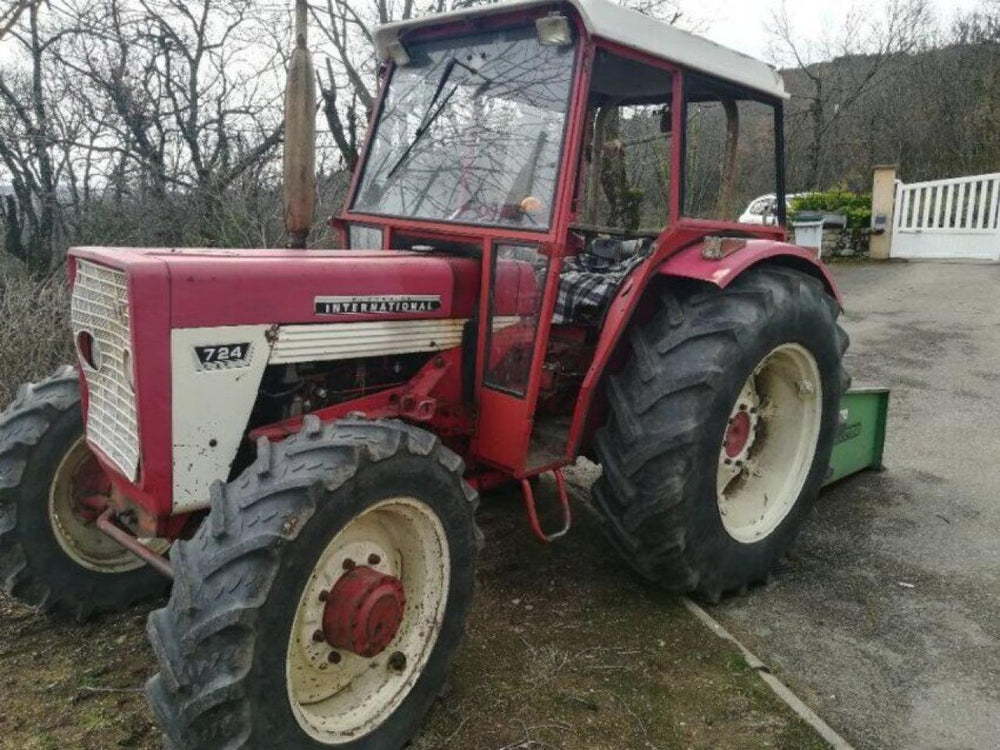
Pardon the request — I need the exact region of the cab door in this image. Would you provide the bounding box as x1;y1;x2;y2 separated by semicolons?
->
471;241;563;475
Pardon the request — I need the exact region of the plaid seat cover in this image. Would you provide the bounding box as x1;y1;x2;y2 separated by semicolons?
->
552;247;649;325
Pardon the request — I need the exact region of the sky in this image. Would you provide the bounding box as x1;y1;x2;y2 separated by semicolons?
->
0;0;988;67
695;0;985;61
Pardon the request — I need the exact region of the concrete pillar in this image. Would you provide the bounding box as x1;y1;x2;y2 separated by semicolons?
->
869;165;897;260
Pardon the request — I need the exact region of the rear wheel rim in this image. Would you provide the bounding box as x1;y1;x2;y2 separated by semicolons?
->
716;343;823;543
286;496;450;745
48;437;167;573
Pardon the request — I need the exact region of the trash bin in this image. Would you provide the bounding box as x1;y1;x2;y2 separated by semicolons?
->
792;211;824;257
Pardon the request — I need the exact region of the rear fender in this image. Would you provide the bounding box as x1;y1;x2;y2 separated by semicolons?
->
656;238;841;304
567;236;840;455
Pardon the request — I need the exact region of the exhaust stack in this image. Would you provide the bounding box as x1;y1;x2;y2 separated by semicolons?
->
284;0;316;249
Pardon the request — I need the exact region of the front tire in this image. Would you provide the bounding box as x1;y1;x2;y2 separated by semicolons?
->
593;267;849;601
146;417;479;749
0;366;168;620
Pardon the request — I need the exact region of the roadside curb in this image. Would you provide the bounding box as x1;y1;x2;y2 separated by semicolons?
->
682;597;855;750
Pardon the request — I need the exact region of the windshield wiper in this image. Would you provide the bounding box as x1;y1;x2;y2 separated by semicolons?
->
384;57;490;181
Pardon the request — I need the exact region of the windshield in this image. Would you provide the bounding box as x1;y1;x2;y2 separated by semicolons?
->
352;24;576;230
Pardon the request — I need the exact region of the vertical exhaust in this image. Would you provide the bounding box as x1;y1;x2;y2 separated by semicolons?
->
284;0;316;249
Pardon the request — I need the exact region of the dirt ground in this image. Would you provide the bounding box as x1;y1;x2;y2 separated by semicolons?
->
0;470;826;750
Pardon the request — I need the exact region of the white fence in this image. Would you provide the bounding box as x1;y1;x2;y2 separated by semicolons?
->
892;172;1000;261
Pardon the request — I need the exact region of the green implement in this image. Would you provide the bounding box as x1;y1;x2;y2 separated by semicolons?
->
825;387;890;486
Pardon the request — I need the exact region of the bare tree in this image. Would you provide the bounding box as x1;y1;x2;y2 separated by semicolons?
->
953;0;1000;45
0;0;61;271
51;0;288;243
0;0;38;40
310;0;394;171
768;0;933;189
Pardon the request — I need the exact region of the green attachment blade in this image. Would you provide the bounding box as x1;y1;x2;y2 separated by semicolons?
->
824;387;889;486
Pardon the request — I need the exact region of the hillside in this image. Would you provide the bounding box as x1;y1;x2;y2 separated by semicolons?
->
780;40;1000;190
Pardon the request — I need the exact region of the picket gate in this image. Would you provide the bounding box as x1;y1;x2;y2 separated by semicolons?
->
892;173;1000;261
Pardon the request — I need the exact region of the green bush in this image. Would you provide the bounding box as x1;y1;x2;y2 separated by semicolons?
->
790;189;872;230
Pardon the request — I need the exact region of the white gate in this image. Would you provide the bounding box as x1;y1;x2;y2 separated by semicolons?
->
892;172;1000;261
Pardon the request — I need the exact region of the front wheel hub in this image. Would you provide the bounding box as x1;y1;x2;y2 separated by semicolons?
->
49;436;170;572
322;566;406;657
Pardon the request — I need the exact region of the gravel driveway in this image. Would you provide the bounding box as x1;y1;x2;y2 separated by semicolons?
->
712;260;1000;750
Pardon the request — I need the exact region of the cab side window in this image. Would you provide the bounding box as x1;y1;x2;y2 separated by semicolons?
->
576;50;674;236
683;74;781;224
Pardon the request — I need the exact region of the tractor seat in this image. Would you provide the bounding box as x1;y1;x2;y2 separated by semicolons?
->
552;238;651;326
586;237;649;261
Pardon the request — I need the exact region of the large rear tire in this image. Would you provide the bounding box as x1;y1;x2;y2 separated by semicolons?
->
0;366;169;620
146;417;479;749
593;266;849;602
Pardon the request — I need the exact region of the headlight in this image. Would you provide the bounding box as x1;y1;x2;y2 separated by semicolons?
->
536;14;572;47
76;330;102;371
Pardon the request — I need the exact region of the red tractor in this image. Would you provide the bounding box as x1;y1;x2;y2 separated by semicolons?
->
0;0;848;747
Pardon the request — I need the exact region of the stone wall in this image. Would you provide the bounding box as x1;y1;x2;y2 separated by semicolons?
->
790;226;871;258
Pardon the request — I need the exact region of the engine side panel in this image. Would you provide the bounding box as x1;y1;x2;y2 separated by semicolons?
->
170;326;272;511
169;318;491;512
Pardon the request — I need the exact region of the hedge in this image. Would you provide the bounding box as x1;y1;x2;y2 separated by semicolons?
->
790;189;872;230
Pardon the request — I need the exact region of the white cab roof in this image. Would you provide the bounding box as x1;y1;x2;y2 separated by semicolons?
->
374;0;787;100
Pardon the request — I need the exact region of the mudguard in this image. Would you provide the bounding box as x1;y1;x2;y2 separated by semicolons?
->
567;235;841;454
656;238;841;303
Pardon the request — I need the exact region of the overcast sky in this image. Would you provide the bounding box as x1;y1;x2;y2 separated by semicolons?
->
697;0;984;61
0;0;987;67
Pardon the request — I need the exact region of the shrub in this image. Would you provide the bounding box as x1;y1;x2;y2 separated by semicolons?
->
790;189;872;230
0;268;73;408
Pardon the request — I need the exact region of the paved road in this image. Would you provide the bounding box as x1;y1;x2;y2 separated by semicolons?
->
713;261;1000;750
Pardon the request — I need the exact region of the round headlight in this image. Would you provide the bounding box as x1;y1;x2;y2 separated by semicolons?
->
76;331;102;371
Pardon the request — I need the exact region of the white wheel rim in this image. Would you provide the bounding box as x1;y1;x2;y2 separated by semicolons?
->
286;496;450;745
48;437;168;573
716;343;823;543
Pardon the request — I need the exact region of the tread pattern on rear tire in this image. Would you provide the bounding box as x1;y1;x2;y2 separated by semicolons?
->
592;266;849;601
0;366;80;614
146;416;480;750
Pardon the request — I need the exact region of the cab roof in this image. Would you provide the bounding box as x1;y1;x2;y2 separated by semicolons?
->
373;0;788;101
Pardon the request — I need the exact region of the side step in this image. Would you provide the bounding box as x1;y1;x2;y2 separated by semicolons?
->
824;386;890;486
520;470;572;543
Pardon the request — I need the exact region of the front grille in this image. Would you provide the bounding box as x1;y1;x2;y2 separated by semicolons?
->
71;260;140;481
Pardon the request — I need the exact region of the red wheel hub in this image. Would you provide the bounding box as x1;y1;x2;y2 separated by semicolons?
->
322;566;406;658
72;453;111;522
724;411;753;458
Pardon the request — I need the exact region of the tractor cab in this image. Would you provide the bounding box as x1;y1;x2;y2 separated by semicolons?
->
336;0;798;482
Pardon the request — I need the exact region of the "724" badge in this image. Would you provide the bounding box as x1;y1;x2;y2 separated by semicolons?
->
195;343;252;369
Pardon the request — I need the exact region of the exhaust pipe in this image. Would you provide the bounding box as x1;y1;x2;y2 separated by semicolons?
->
284;0;316;249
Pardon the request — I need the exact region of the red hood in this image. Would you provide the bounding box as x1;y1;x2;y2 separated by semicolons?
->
69;246;482;327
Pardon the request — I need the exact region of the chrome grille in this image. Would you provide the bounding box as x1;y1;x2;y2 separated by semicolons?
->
71;260;140;480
